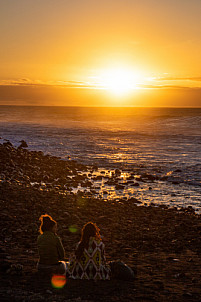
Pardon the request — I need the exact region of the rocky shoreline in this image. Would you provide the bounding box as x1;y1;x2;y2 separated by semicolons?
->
0;141;201;301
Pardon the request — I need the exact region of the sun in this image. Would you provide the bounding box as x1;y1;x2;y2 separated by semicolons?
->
98;67;141;96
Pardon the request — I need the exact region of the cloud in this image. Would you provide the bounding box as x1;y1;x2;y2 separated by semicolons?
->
156;76;201;82
0;79;93;88
0;76;201;91
0;82;201;107
137;84;201;90
0;79;46;87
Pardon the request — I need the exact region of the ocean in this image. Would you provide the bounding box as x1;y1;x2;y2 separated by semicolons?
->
0;106;201;211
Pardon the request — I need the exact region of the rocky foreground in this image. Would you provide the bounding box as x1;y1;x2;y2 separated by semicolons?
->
0;141;201;301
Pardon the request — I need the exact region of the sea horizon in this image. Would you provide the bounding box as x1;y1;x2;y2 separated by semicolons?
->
0;104;201;108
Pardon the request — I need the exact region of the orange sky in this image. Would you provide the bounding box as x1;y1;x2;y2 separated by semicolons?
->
0;0;201;107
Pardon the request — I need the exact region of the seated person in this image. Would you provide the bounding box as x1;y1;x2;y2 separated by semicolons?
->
37;214;67;275
69;222;110;280
68;222;110;280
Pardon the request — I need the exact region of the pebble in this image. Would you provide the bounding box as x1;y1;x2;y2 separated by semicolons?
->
0;140;201;302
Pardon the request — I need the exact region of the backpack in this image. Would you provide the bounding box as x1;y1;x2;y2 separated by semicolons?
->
109;260;134;281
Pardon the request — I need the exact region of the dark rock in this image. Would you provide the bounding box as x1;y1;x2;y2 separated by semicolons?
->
131;182;140;187
0;139;201;302
115;184;125;190
0;261;11;272
115;169;121;176
135;177;144;182
127;197;141;204
174;169;182;173
3;141;13;148
161;176;168;181
126;180;134;184
91;175;103;181
18;140;28;148
105;179;116;185
141;173;158;181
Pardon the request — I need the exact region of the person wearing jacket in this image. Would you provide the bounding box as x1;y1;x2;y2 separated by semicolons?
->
37;214;67;275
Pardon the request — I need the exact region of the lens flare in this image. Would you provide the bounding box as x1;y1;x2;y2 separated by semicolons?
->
68;225;78;233
51;275;66;289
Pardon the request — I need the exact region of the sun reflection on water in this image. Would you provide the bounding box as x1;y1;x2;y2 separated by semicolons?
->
71;168;201;213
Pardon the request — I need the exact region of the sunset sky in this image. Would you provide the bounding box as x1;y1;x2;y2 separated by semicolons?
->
0;0;201;107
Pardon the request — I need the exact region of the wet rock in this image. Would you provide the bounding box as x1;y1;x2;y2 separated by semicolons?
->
105;179;116;185
174;169;182;173
80;181;92;187
3;141;13;147
126;180;133;185
91;175;103;181
131;182;140;187
161;176;168;181
127;197;141;204
115;169;121;176
172;180;180;184
115;184;125;190
0;140;201;302
141;173;158;181
135;176;144;182
18;140;28;148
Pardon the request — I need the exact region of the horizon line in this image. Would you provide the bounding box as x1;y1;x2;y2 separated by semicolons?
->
0;104;200;109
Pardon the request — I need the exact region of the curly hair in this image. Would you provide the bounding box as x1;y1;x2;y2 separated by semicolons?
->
39;214;57;234
75;222;101;260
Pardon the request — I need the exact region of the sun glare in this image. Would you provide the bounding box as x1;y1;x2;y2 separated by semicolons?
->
98;67;141;96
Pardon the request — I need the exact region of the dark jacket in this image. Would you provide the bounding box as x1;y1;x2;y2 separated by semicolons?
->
37;231;65;265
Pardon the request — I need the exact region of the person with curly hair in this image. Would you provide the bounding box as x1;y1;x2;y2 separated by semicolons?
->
68;222;110;280
37;214;67;275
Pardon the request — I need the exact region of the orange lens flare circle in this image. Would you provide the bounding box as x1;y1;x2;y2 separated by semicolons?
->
51;274;66;289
